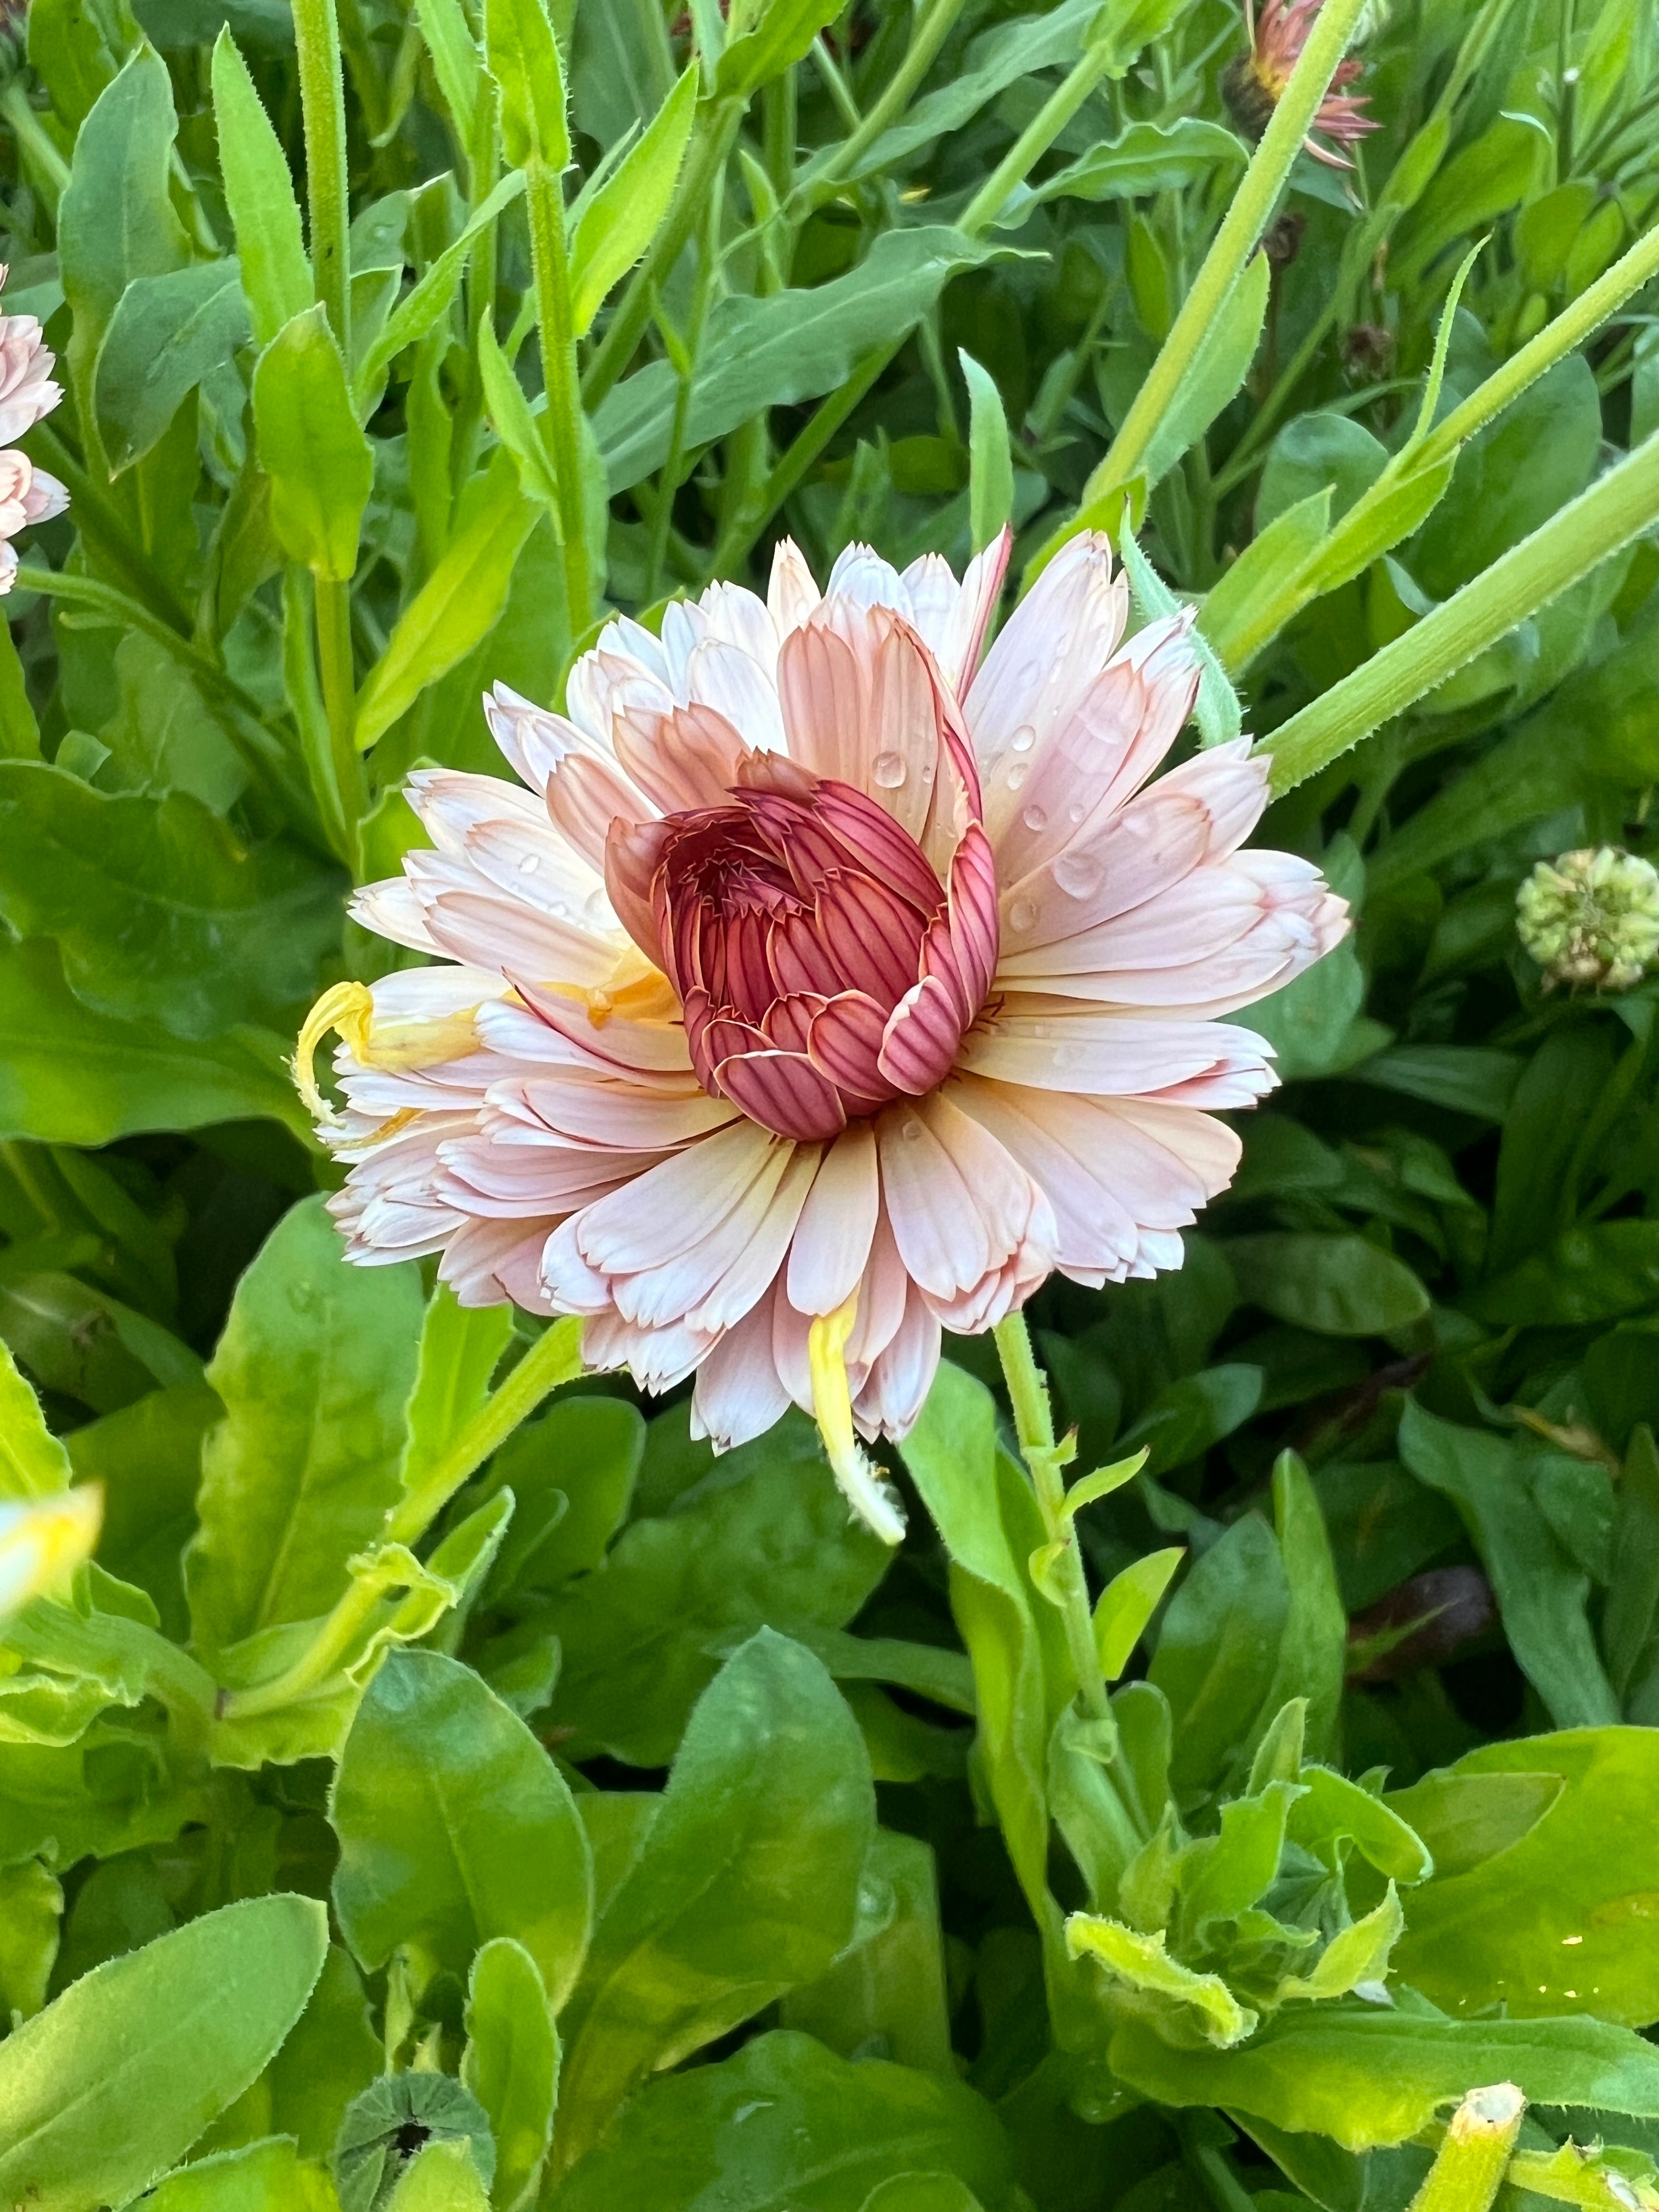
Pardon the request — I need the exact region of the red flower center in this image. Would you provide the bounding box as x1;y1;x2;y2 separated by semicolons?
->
606;753;998;1144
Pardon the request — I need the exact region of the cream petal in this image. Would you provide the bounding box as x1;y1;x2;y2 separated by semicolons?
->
348;876;442;953
583;1310;714;1392
495;1073;737;1150
571;1117;788;1274
566;642;675;747
684;636;787;753
958;1002;1276;1098
768;537;822;635
405;861;624;988
695;578;781;666
786;1121;881;1315
484;684;596;793
827;540;906;610
853;1285;942;1440
440;1217;556;1307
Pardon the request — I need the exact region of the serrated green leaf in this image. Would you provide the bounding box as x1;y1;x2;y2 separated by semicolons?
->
211;29;312;350
569;64;697;337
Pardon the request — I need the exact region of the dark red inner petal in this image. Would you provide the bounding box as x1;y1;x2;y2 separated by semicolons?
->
610;759;996;1140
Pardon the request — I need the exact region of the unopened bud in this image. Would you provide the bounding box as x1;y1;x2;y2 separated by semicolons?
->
1516;847;1659;994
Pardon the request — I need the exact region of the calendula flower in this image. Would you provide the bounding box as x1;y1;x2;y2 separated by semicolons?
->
1223;0;1378;170
1516;847;1659;994
298;534;1345;1538
0;1486;102;1623
0;262;66;593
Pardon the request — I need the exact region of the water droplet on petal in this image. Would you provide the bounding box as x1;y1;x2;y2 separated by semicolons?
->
872;749;907;789
1053;849;1102;899
1022;803;1048;833
551;901;569;919
1066;801;1086;825
585;888;612;922
1011;724;1036;754
518;853;540;874
1009;896;1039;932
1030;1021;1049;1039
901;1116;924;1143
1004;760;1029;793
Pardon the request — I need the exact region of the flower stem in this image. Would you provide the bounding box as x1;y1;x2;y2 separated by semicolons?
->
806;0;969;194
292;0;354;359
1025;0;1375;580
960;38;1115;236
1;84;71;213
314;574;365;871
1260;424;1659;794
1408;2087;1526;2212
994;1311;1110;1723
523;155;592;633
218;1318;586;1723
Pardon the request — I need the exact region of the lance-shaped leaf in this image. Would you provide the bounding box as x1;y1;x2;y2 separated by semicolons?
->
211;29;311;349
252;304;373;582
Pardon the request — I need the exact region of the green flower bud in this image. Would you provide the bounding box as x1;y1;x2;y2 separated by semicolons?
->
1515;847;1659;994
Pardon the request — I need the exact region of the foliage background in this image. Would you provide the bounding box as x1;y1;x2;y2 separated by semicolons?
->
5;0;1659;2202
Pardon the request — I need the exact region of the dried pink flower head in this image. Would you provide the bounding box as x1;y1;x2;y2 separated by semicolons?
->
0;263;66;593
1224;0;1378;170
298;534;1345;1537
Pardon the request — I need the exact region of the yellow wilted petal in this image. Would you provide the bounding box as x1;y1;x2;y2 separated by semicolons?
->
808;1293;904;1545
293;980;482;1123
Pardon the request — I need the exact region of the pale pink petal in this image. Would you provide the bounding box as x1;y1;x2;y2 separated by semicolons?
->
786;1121;881;1315
691;1284;792;1448
967;532;1129;778
853;1283;941;1439
877;1092;1057;1330
583;1310;713;1392
958;1002;1276;1101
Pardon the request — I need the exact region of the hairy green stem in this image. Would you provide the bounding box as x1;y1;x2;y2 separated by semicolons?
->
995;1311;1110;1724
293;0;354;358
314;575;366;871
582;97;745;410
524;156;592;631
1409;2087;1526;2212
218;1319;585;1723
25;422;193;635
1260;426;1659;793
1027;0;1373;578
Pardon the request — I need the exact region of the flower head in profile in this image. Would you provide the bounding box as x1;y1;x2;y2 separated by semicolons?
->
0;261;67;592
299;533;1345;1539
1223;0;1378;170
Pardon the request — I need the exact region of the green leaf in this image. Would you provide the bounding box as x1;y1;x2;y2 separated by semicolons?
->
478;312;561;510
1118;528;1243;747
337;2074;496;2210
0;764;341;1041
594;228;1013;493
486;0;569;171
0;938;307;1144
569;64;697;338
1398;1402;1618;1731
1108;2002;1659;2151
1139;251;1268;490
0;1894;328;2211
849;0;1099;179
402;1286;514;1491
390;2140;493;2211
211;29;312;349
94;259;252;474
1149;1511;1286;1801
188;1197;424;1654
252;305;374;581
543;1410;887;1764
554;1630;874;2172
1223;1234;1430;1338
355;171;527;404
1276;1888;1403;2004
1472;1222;1659;1328
716;0;841;94
58;44;190;420
331;1649;594;2005
899;1364;1069;1936
549;2029;1013;2210
779;1828;955;2076
354;450;539;750
482;1392;643;1595
1200;490;1331;666
462;1937;560;2212
1016;118;1247;211
0;1857;60;2019
0;1338;72;1500
1389;1730;1659;2027
1289;1767;1432;1884
1095;1547;1184;1683
1067;1914;1256;2046
266;1942;382;2158
1257;1452;1347;1766
64;1385;218;1638
141;2139;335;2211
960;349;1014;555
416;0;484;143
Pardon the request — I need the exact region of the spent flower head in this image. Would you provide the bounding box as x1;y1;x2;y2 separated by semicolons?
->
297;534;1346;1539
1224;0;1379;170
1516;847;1659;995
